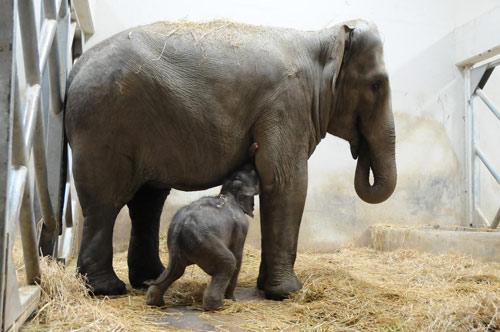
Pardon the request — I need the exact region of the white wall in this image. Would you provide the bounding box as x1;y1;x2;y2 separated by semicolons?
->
82;0;500;251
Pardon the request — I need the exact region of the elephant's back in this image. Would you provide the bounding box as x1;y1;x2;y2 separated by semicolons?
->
169;198;238;248
65;20;309;134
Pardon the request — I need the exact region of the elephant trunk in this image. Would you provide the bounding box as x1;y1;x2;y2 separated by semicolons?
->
354;123;397;204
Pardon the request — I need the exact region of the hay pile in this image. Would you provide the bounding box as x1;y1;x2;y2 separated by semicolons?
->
22;240;499;331
142;20;266;42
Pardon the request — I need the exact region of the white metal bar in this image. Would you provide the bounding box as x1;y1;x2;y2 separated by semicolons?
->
474;146;500;184
22;85;41;154
39;19;57;75
491;208;500;229
475;205;490;227
0;1;14;328
3;241;22;331
6;168;27;237
73;0;95;36
6;286;41;332
19;173;41;284
475;88;500;121
44;0;59;19
17;0;40;85
485;57;500;70
10;66;25;168
44;0;64;114
464;69;475;227
33;105;57;249
2;0;88;329
3;168;27;331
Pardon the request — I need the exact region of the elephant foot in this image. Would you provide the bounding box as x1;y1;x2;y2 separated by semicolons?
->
203;294;224;311
224;291;235;300
145;285;165;307
263;273;302;300
129;261;164;289
84;272;127;296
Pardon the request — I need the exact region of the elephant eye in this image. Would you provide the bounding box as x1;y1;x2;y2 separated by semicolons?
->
371;80;382;92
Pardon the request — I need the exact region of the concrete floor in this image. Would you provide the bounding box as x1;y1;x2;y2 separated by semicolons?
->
155;287;261;331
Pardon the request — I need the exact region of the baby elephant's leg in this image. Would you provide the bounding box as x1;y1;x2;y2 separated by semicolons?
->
195;239;236;311
225;231;247;300
145;256;186;307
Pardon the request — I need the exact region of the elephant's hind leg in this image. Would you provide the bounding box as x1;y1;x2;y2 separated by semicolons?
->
73;149;135;296
77;205;125;295
127;185;170;289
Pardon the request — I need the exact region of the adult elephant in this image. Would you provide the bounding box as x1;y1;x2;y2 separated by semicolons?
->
66;19;396;299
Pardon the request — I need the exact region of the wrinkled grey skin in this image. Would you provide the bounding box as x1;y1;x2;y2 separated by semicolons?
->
66;19;396;299
145;164;259;310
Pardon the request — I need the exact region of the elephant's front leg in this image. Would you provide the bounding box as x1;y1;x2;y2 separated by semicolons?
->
256;154;307;299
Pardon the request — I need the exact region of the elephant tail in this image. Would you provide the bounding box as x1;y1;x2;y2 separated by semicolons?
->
145;253;185;287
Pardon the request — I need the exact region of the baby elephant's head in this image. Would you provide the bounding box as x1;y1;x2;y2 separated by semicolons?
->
221;164;259;217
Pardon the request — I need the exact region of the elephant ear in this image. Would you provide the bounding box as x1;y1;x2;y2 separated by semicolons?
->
343;19;359;31
315;24;353;140
332;23;356;92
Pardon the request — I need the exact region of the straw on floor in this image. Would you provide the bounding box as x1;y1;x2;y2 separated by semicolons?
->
21;238;500;332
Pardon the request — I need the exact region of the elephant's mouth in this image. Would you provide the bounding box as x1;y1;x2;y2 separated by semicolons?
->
350;138;360;159
349;123;362;160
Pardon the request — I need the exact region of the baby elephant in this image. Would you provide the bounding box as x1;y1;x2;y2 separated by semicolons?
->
146;164;259;310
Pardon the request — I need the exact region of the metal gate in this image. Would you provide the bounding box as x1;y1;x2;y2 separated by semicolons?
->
0;0;93;330
466;58;500;229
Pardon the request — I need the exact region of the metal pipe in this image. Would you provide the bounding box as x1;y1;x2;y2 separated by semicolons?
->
485;58;500;70
59;0;69;19
6;168;27;237
474;146;500;184
475;88;500;121
22;86;40;155
6;168;40;284
19;174;41;285
11;66;27;167
33;95;57;254
43;0;63;113
38;18;63;113
44;0;58;19
39;20;57;75
491;208;500;229
0;0;14;323
475;205;490;228
48;38;63;113
464;70;475;227
17;0;40;85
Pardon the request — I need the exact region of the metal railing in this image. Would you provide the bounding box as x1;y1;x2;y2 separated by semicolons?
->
465;58;500;229
0;0;92;330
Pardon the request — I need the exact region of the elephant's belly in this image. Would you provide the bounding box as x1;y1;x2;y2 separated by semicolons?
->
146;134;252;191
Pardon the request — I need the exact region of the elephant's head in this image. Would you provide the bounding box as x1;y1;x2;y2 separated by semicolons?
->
221;164;260;217
326;20;396;204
